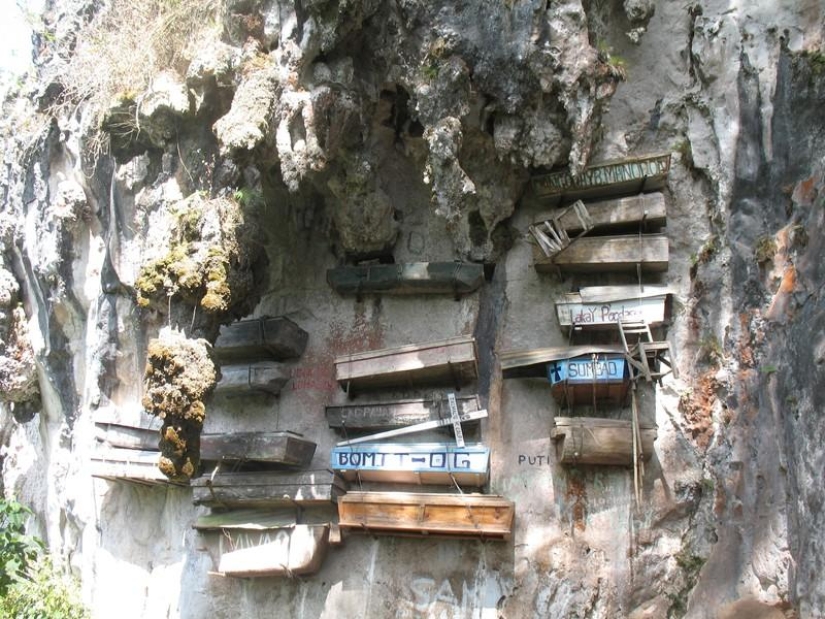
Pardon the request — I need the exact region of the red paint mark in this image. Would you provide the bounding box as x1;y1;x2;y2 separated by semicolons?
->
565;476;587;532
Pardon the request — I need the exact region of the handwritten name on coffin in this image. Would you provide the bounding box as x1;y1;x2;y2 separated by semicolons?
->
546;356;627;385
331;443;489;474
558;297;666;327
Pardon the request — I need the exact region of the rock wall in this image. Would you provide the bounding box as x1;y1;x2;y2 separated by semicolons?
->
1;0;824;617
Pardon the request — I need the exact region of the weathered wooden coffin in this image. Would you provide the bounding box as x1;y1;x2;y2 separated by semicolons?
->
547;354;630;407
216;524;330;578
192;469;347;508
531;153;671;205
91;448;184;486
214;363;290;396
327;262;484;296
536;192;667;234
200;431;316;467
193;507;337;531
500;345;625;379
95;422;158;451
338;492;515;541
551;417;657;466
555;285;672;333
331;443;489;486
214;316;308;363
94;408;160;451
534;234;669;274
325;395;482;431
334;336;478;392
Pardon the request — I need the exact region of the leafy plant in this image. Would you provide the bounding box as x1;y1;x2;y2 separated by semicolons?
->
0;556;90;619
0;498;43;596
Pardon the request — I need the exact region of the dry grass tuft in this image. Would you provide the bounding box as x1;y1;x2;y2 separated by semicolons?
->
55;0;220;145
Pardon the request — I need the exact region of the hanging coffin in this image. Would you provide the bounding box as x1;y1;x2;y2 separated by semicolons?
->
192;469;347;508
555;285;672;333
200;431;316;467
325;395;483;431
327;262;484;296
500;345;625;380
334;336;478;392
91;448;185;487
331;442;489;486
214;316;308;363
338;492;515;541
551;417;657;466
530;153;671;206
214;363;290;396
215;524;330;578
546;353;631;407
533;234;669;274
536;192;667;235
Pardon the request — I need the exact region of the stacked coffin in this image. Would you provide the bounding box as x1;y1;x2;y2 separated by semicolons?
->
328;337;515;541
193;315;344;578
90;407;174;486
529;154;671;275
498;154;679;468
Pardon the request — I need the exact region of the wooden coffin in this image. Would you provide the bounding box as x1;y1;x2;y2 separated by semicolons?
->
331;443;489;486
192;469;347;508
200;431;316;467
531;153;671;205
193;507;337;531
551;417;657;466
536;192;666;234
500;344;625;379
326;395;482;431
547;354;630;407
91;448;184;486
533;234;669;274
214;363;290;396
555;285;672;333
327;262;484;296
216;524;330;577
338;492;515;541
94;408;160;451
334;336;478;392
214;316;308;363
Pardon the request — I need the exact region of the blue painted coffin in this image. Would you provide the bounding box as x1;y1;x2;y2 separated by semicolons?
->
546;354;630;407
331;442;489;486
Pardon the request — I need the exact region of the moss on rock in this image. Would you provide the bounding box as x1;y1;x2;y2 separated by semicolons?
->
142;327;217;481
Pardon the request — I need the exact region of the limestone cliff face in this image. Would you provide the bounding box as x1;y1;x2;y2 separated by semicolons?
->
0;1;823;617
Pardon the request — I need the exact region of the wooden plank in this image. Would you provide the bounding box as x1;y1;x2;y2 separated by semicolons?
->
193;507;336;531
95;422;159;451
531;154;671;205
338;492;514;541
331;443;489;487
547;354;630;407
214;316;308;363
334;336;478;391
551;417;657;466
217;524;329;577
191;469;347;508
500;345;625;379
326;395;482;431
555;285;672;332
200;432;316;467
537;192;666;233
215;363;290;396
327;262;484;296
534;234;669;274
91;448;185;486
335;409;488;446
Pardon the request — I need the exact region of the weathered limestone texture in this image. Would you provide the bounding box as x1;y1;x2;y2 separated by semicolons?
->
1;0;824;618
